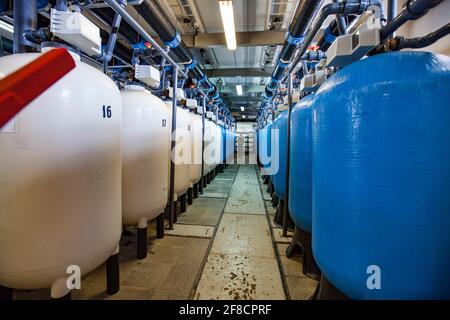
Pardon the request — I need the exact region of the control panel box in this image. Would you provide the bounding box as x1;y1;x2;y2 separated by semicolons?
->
300;70;327;93
50;9;102;57
185;98;198;109
327;24;380;67
168;87;186;101
135;64;160;88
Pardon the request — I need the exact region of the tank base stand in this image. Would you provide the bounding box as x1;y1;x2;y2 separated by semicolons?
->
0;285;13;300
286;226;303;258
267;181;273;194
272;194;279;208
263;175;269;184
156;212;165;239
180;194;187;213
187;187;194;205
137;227;147;259
212;168;216;180
282;206;295;235
106;253;120;295
273;199;284;228
298;229;321;280
193;183;199;198
206;172;211;184
173;201;179;223
202;175;207;188
316;274;348;300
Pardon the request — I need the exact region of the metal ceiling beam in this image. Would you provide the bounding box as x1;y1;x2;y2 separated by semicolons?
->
203;68;271;78
182;30;286;48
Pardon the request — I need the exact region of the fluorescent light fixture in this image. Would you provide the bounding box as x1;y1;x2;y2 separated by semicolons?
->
242;115;246;119
240;106;245;112
236;84;243;96
219;1;237;50
0;20;14;34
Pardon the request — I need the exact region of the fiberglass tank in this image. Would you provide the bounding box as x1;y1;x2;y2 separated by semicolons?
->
214;124;223;168
203;119;215;174
312;51;450;299
288;94;315;233
121;85;170;229
272;110;288;201
189;111;203;186
0;48;122;298
173;107;192;199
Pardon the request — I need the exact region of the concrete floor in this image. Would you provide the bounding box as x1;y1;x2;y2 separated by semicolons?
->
13;164;317;300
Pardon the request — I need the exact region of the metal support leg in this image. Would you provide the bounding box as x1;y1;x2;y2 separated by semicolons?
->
173;200;179;223
286;226;303;258
187;187;193;205
272;193;279;208
193;183;199;198
273;199;284;228
156;212;165;239
106;250;120;295
180;193;187;213
137;229;147;259
282;202;295;236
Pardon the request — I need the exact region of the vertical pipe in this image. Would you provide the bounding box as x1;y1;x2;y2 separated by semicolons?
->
333;0;347;35
103;11;123;73
13;0;37;53
200;94;206;192
168;67;178;230
282;71;293;237
387;0;397;38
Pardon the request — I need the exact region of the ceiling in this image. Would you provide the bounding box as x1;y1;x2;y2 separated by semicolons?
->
158;0;298;121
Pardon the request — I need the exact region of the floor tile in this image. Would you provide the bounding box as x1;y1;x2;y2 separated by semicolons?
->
194;254;285;300
210;214;274;258
165;224;215;239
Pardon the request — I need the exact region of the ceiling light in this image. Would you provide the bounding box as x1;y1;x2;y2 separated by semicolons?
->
240;106;245;112
236;84;243;96
219;1;237;50
242;115;246;119
0;20;14;34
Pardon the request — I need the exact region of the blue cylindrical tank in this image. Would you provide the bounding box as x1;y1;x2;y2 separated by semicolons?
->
272;111;288;200
312;52;450;299
221;126;226;163
288;94;315;232
259;123;273;176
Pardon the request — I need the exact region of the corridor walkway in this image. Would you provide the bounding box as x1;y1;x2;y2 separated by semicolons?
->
194;165;285;300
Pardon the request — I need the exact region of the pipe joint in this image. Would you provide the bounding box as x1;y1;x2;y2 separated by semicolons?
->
164;32;181;49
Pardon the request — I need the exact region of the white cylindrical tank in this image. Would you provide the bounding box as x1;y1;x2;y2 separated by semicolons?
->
173;107;192;198
215;124;223;167
189;111;203;186
121;85;170;226
203;119;214;174
0;50;122;296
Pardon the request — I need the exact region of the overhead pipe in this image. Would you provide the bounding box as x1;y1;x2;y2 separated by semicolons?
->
265;0;324;95
380;0;445;41
13;0;37;53
377;23;450;52
133;0;217;97
91;7;140;44
289;0;386;73
101;2;126;72
103;0;188;78
333;0;347;35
